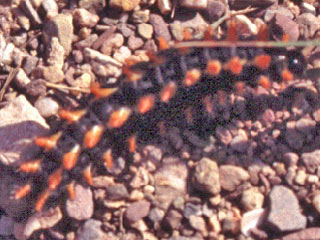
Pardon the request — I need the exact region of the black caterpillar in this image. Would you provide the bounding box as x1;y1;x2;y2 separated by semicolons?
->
14;24;307;212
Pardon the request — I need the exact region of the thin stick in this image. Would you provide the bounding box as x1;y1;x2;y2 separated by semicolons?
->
45;82;91;93
0;67;19;101
174;39;320;49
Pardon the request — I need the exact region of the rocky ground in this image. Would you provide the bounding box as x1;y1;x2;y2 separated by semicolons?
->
1;0;320;239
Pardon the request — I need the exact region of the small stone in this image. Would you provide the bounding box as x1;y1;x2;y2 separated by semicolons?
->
14;68;31;88
44;13;74;55
0;216;14;236
78;0;106;14
283;152;299;166
215;126;232;145
0;95;48;167
192;157;220;195
294;170;307;185
42;0;59;18
138;23;153;39
157;0;172;15
66;184;94;220
73;8;100;28
313;193;320;214
128;35;144;50
109;0;141;11
148;208;165;223
230;129;249;153
83;48;122;67
208;215;221;233
71;72;92;89
154;158;187;210
105;183;129;200
180;0;207;9
222;216;240;234
21;0;42;25
131;9;150;23
113;46;131;63
296;118;316;134
23;55;39;75
267;185;307;231
149;14;171;41
76;219;108;240
189;216;207;236
125;200;151;223
34;97;59;118
184;202;202;218
241;208;267;237
220;165;250;191
301;2;316;15
302;149;320;173
241;187;264;211
23;207;63;239
271;13;299;41
165;209;183;230
130;167;149;189
43;65;64;83
205;0;225;21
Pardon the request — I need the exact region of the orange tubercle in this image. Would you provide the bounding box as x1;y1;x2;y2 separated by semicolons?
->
62;144;81;170
227;20;238;42
58;109;86;123
19;159;41;173
204;26;214;40
183;29;193;41
206;59;222;76
107;107;132;129
48;168;63;191
160;82;177;103
83;125;104;149
34;132;62;151
158;36;169;50
83;166;93;185
184;69;201;86
90;82;118;99
281;69;294;82
137;95;155;114
128;135;137;153
35;189;50;212
103;149;113;169
253;55;271;70
15;183;32;199
258;75;271;89
257;24;269;41
235;81;245;94
67;182;76;200
203;95;213;113
225;56;244;75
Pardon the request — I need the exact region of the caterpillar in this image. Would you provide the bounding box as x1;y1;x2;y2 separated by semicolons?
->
13;22;308;212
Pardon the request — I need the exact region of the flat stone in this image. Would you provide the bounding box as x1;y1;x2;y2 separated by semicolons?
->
267;185;306;232
154;157;187;210
66;184;94;220
34;97;59;118
23;207;63;239
137;23;153;39
73;8;100;28
44;13;73;55
109;0;141;11
220;165;250;191
149;14;171;41
76;219;108;240
302;149;320;173
192;157;220;195
125;200;151;223
0;95;49;166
